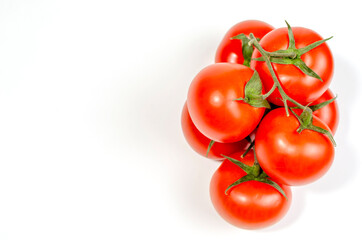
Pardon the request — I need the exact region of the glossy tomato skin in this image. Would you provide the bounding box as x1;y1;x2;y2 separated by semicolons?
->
187;63;265;143
255;108;335;186
181;103;249;160
210;151;291;229
311;89;339;135
250;27;333;106
215;20;274;64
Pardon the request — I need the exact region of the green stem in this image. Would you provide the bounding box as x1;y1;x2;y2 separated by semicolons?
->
268;51;297;58
251;148;260;177
262;84;277;99
242;140;254;158
290;108;336;147
248;41;297;58
249;34;309;115
309;96;337;112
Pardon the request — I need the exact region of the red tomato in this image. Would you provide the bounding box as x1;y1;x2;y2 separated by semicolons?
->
311;89;339;135
181;103;249;160
250;27;334;106
215;20;274;64
210;151;291;229
255;108;335;186
187;63;265;143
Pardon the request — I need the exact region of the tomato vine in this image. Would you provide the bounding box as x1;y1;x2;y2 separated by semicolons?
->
245;21;336;145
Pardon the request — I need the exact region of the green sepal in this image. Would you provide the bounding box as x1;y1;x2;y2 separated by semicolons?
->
257;178;288;200
309;124;337;147
231;33;254;67
247;98;271;108
309;95;337;112
269;57;295;65
255;56;323;81
224;175;253;195
285;20;296;49
206;140;215;157
299;107;313;127
290;107;312;131
298;36;333;56
223;150;288;200
245;69;263;96
257;171;268;179
225;174;288;199
251;56;266;62
293;59;323;81
240;71;271;109
222;154;253;174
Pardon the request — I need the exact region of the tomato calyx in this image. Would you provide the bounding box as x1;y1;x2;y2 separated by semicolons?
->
289;108;336;147
309;95;338;112
234;70;271;109
205;140;215;157
221;149;288;199
252;21;333;82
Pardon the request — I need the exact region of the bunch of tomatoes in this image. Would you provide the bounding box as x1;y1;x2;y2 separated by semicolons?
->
181;20;339;229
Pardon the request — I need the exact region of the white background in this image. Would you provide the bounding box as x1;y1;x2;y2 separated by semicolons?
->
0;0;361;239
